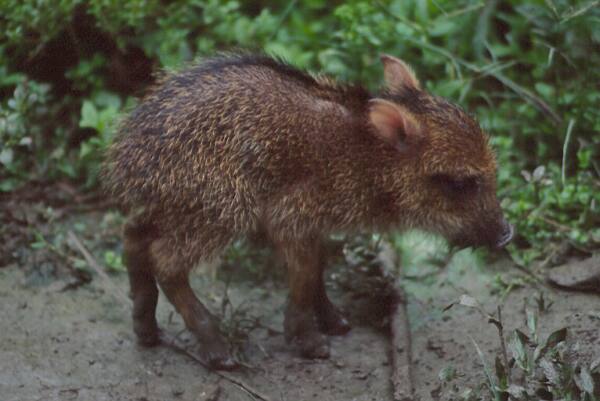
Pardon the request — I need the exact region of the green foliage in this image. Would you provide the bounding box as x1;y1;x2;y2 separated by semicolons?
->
0;0;77;47
504;162;600;265
0;80;50;191
78;91;122;187
1;0;598;262
442;295;600;400
102;249;124;272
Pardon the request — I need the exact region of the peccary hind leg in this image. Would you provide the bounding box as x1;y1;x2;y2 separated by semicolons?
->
123;218;160;346
315;246;351;335
150;238;237;370
282;238;350;359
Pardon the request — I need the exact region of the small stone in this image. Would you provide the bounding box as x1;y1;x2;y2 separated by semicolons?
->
547;257;600;293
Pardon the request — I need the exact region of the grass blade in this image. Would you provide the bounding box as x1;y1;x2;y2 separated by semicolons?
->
469;335;502;400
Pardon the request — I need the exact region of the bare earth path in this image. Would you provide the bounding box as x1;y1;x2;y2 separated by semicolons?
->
1;252;598;401
0;195;598;401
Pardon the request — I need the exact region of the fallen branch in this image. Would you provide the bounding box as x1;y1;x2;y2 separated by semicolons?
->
160;332;271;401
390;281;414;401
68;231;130;305
67;230;272;401
377;241;415;401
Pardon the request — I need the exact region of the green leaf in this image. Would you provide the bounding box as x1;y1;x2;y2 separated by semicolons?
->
429;19;458;37
591;357;600;373
80;100;99;129
0;148;14;166
539;358;561;386
30;241;46;250
80;141;93;158
532;165;545;182
578;366;594;394
0;178;20;192
92;91;121;109
469;336;500;399
534;82;555;98
439;365;458;382
509;330;529;372
534;328;567;361
103;250;125;272
73;258;88;271
526;307;538;342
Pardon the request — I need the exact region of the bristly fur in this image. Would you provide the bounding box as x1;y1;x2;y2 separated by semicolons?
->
194;53;320;88
103;52;499;274
104;52;508;365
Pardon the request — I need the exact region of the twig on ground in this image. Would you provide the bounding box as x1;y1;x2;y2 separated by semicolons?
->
377;241;415;401
390;282;414;401
66;230;272;401
160;333;271;401
496;306;510;386
68;230;130;305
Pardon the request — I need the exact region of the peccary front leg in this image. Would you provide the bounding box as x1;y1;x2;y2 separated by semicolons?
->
150;239;237;370
283;239;329;358
281;238;349;358
315;248;351;336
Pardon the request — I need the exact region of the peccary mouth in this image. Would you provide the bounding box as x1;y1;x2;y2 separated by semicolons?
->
494;222;514;249
450;219;514;250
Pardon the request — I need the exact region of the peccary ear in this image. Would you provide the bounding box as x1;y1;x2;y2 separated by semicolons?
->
368;99;422;151
381;54;420;91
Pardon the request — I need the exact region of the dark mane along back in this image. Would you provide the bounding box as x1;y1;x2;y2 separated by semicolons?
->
187;53;371;108
195;53;319;87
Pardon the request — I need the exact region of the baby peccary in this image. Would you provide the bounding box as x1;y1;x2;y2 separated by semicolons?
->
104;53;513;370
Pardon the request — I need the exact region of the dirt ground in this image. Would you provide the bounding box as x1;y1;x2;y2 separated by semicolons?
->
1;196;599;401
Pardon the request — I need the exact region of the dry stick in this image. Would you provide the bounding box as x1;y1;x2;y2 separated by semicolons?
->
496;306;510;386
67;231;131;305
390;280;414;401
378;242;415;400
66;231;272;401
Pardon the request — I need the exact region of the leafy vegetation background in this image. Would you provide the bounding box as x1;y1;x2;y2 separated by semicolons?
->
1;0;599;265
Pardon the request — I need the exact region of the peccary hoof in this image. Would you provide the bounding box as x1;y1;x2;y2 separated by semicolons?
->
321;315;351;336
299;334;331;359
284;302;332;359
199;339;239;371
318;305;352;336
289;327;331;359
136;332;161;347
134;324;161;347
206;354;239;371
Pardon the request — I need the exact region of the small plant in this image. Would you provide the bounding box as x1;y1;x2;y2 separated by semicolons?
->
218;278;263;362
77;91;123;187
502;161;600;266
102;250;124;272
443;294;600;400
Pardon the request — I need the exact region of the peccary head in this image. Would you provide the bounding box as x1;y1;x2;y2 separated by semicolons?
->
368;55;513;249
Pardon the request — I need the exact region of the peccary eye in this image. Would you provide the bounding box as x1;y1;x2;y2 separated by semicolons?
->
432;174;479;196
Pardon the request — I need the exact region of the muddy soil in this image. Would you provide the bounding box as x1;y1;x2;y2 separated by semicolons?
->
1;202;599;401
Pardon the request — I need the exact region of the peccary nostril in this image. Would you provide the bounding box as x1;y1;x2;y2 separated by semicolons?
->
495;222;514;248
